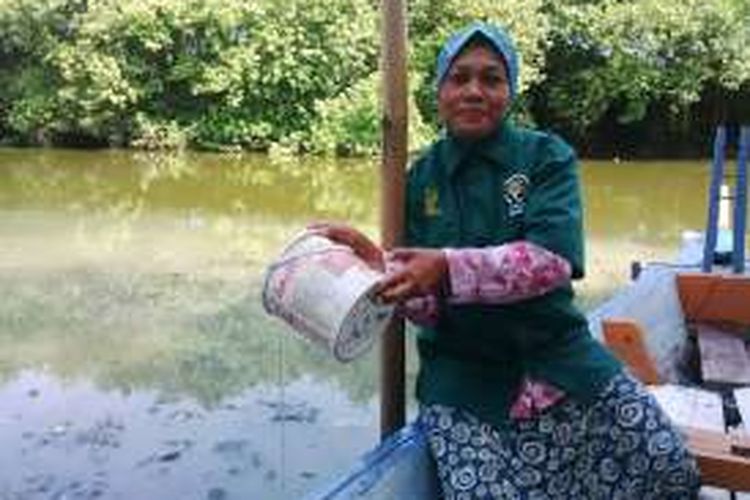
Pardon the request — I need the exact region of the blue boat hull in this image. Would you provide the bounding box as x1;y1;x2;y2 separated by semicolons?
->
306;423;438;499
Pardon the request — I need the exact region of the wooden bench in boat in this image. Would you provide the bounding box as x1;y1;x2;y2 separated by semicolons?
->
695;323;750;387
602;272;750;492
677;273;750;326
679;273;750;388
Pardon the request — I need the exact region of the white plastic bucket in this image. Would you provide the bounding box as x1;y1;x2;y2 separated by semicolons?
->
262;231;394;362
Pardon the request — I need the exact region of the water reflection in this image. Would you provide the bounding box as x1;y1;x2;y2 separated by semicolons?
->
0;371;378;499
0;148;710;497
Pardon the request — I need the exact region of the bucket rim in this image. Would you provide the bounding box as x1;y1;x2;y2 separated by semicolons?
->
332;284;394;362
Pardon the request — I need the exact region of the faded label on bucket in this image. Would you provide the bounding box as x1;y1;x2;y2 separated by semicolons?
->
288;261;376;337
263;235;392;362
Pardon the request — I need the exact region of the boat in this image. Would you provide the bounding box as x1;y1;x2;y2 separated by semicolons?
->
307;127;750;498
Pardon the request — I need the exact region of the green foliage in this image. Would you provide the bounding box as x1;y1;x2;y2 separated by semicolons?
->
0;0;73;142
308;73;381;156
540;0;750;132
0;0;748;154
309;71;435;156
130;114;188;150
0;0;379;149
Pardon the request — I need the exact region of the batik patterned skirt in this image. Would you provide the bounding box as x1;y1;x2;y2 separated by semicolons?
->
419;372;700;499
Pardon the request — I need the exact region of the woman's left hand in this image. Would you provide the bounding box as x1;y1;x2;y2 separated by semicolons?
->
306;221;384;271
377;248;448;304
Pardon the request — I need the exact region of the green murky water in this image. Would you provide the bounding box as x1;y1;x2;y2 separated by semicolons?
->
0;148;709;499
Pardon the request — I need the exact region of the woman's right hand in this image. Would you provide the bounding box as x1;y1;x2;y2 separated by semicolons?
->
307;222;385;271
377;248;448;304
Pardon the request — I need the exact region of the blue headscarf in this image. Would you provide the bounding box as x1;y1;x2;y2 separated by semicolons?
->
436;22;519;101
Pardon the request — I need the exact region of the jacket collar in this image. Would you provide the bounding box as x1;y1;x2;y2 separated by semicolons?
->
440;120;513;178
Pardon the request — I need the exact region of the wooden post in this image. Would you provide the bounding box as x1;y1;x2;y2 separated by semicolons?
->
379;0;408;439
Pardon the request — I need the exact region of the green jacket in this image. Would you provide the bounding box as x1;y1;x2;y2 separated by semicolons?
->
406;121;621;428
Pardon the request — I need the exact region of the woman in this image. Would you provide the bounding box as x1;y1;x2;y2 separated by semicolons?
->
313;22;699;499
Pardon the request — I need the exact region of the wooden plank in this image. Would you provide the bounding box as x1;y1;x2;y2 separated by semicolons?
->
728;428;750;459
694;449;750;491
685;427;750;457
682;426;750;491
733;346;750;500
684;427;732;453
658;386;750;494
677;273;750;326
602;318;661;384
649;385;725;431
697;324;750;386
701;487;732;499
736;387;750;432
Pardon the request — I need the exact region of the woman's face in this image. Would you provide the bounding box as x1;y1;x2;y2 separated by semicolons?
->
438;43;510;140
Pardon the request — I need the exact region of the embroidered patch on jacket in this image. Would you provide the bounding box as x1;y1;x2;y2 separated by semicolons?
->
424;185;440;217
503;173;529;217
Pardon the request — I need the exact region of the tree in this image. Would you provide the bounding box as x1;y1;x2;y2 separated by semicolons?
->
536;0;750;137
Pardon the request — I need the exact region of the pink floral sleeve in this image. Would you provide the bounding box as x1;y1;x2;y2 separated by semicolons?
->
398;295;439;327
394;241;571;327
509;376;566;419
444;241;572;304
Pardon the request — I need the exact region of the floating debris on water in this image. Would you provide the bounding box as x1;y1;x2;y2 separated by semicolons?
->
206;487;228;500
212;439;248;456
137;439;194;467
75;417;125;451
259;399;320;423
